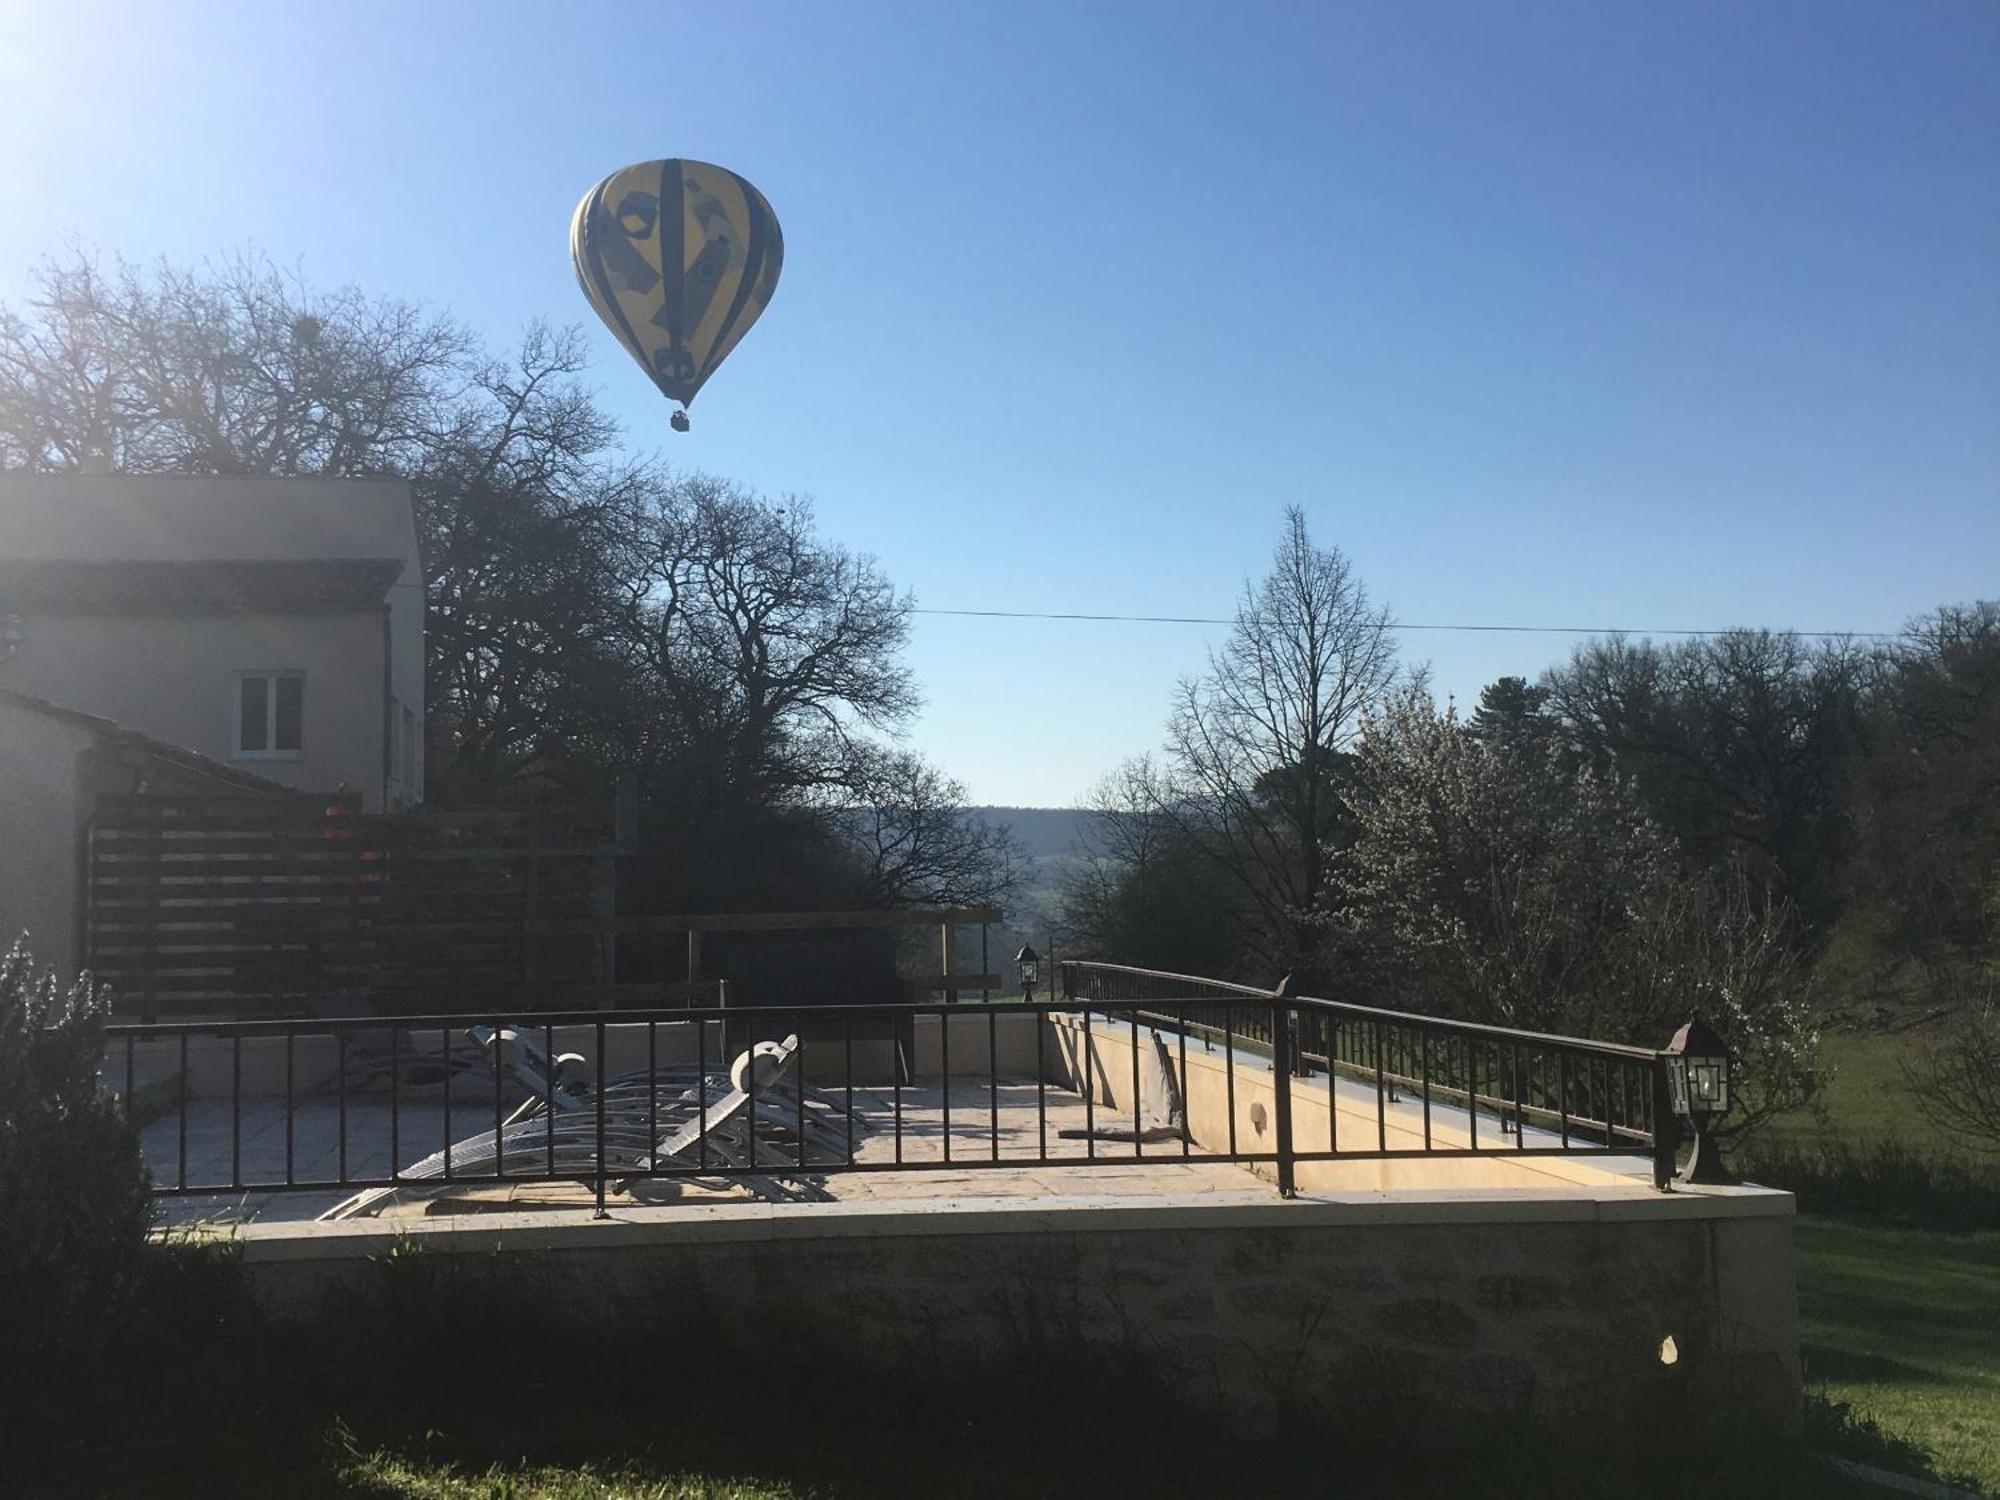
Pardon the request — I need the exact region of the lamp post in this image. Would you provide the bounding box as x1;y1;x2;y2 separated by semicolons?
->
1664;1017;1736;1186
1015;944;1040;1003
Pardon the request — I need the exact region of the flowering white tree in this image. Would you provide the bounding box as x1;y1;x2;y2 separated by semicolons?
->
1333;690;1821;1135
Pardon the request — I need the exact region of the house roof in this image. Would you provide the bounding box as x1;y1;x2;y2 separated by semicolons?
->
0;475;421;585
0;689;296;796
0;558;403;614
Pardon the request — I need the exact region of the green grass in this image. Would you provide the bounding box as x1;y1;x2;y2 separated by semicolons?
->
1740;1030;2000;1491
1758;1030;1952;1153
335;1449;793;1499
1797;1215;2000;1495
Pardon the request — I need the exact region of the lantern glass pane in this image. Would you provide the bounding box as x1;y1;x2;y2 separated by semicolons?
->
1665;1058;1690;1117
1690;1061;1725;1108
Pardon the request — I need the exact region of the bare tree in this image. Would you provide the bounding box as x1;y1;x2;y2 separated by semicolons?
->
1060;757;1243;972
0;249;468;474
1906;981;2000;1153
610;477;918;806
842;748;1021;908
414;325;636;798
1162;507;1398;983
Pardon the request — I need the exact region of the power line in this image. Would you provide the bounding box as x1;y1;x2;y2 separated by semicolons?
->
910;606;1905;640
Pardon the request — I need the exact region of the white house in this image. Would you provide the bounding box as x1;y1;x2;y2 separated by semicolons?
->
0;475;425;811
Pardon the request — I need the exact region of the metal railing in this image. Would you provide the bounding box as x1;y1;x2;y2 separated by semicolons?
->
1059;961;1678;1192
105;970;1680;1217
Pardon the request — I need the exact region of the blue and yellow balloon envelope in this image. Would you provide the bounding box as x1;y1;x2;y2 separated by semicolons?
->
571;158;784;428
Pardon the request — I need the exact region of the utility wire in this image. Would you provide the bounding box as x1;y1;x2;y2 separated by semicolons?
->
910;606;1905;639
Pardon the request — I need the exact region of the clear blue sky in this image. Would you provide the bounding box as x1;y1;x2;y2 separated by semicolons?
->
3;0;1995;806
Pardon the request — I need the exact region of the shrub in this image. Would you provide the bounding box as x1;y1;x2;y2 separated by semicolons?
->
0;934;152;1414
1736;1134;2000;1230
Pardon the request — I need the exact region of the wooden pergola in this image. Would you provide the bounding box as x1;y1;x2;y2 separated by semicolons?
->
527;906;1005;1003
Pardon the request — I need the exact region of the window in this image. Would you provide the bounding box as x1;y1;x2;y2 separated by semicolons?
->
235;672;303;757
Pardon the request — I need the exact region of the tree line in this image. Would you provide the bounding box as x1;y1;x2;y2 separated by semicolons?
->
0;250;1018;915
1061;507;1998;1139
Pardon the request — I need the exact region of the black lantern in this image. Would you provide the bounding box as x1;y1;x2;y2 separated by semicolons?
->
1664;1017;1736;1186
1015;944;1040;1002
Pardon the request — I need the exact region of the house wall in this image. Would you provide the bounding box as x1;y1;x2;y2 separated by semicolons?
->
0;702;90;966
0;475;423;804
1;609;388;808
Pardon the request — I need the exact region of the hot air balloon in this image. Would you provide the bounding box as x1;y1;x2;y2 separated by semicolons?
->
571;158;784;431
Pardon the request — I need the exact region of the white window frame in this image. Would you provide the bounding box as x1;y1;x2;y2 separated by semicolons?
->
232;670;306;761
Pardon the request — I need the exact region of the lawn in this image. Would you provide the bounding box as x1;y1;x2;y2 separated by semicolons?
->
1743;1025;2000;1493
1758;1030;1952;1153
1798;1215;2000;1494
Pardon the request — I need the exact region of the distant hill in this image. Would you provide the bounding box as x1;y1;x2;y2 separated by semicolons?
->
964;807;1106;935
969;806;1102;863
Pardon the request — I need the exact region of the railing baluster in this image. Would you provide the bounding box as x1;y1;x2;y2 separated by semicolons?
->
1224;1005;1237;1158
230;1033;242;1191
492;1019;504;1183
390;1025;401;1183
1082;1007;1095;1161
1271;992;1295;1196
1036;1000;1047;1162
285;1030;295;1186
1468;1036;1480;1150
593;1018;607;1217
1327;1012;1339;1156
1514;1045;1526;1152
1420;1028;1432;1151
177;1031;188;1190
698;1008;710;1171
442;1026;453;1181
1559;1050;1571;1148
337;1028;348;1185
1374;1019;1387;1154
1130;1005;1143;1161
1177;1004;1190;1158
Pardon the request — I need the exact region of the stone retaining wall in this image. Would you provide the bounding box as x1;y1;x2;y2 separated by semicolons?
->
231;1187;1799;1440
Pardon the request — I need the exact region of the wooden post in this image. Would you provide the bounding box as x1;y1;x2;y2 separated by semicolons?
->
687;927;703;985
941;921;958;1004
